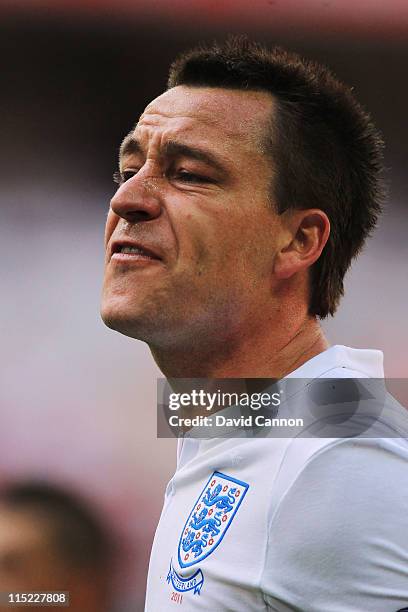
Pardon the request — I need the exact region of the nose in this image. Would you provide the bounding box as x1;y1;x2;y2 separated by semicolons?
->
110;171;162;223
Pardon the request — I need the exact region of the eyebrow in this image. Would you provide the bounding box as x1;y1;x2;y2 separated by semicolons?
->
120;134;142;159
119;135;228;176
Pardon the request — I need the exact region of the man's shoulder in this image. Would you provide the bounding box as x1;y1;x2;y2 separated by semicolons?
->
261;437;408;609
284;436;408;491
267;435;408;525
287;344;384;379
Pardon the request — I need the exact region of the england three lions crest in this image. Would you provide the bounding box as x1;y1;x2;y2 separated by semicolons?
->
178;471;249;568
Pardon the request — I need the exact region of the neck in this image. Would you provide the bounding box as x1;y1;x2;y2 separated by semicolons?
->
150;312;329;379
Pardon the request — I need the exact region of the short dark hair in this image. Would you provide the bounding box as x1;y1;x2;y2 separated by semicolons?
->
0;481;113;573
168;37;385;317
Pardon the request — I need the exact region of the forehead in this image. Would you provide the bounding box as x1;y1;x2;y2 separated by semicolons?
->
134;86;274;153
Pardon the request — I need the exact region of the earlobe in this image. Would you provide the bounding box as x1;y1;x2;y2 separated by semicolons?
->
274;209;330;280
274;251;302;280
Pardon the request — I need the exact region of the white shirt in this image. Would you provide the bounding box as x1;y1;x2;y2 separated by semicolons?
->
145;345;408;611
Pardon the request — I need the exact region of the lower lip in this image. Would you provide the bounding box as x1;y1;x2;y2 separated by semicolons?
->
110;252;161;264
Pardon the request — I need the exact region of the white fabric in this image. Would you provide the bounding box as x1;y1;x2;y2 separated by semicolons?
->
145;345;408;611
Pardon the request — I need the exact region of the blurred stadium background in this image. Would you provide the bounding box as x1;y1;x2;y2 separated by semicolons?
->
0;1;407;609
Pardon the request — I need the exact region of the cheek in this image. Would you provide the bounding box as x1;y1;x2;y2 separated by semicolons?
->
104;209;119;247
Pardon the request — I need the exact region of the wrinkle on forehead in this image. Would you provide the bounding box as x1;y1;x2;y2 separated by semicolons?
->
138;86;274;153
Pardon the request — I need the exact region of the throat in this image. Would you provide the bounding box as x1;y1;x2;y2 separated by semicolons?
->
150;319;328;379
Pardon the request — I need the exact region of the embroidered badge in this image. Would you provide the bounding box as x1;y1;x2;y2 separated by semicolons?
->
178;471;249;568
167;559;204;594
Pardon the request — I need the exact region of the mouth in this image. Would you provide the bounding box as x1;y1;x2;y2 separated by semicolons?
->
110;241;162;263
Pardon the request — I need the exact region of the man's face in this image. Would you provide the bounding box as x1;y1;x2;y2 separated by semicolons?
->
0;506;109;612
0;506;69;612
101;85;283;348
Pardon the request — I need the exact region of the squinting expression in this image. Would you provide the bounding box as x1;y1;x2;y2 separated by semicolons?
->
101;85;283;349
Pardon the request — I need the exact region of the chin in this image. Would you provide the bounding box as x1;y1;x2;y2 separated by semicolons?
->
100;290;197;347
100;297;157;342
101;297;137;336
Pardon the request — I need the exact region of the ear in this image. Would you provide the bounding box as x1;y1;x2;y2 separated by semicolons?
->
274;209;330;280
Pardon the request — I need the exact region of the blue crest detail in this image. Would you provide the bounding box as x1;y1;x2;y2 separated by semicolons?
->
167;559;204;594
178;471;249;568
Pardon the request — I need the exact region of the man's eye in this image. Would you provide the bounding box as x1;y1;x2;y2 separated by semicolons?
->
112;170;138;185
112;169;213;186
175;171;212;184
